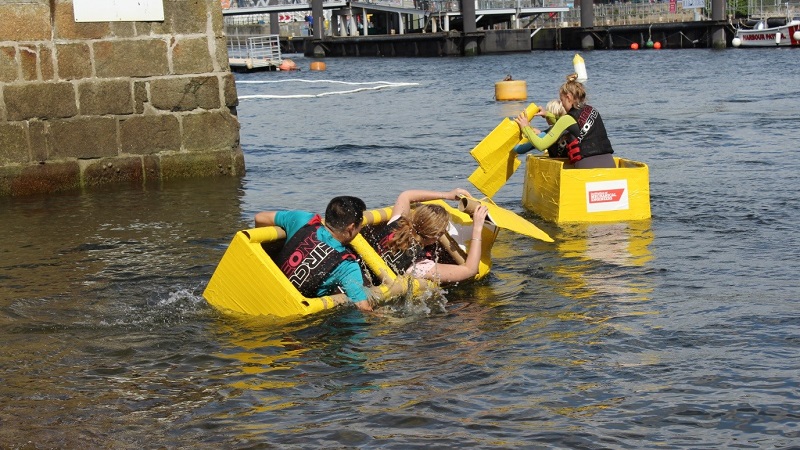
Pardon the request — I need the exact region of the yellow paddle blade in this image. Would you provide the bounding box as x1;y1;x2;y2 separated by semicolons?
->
469;102;539;169
470;118;522;169
468;153;521;198
462;197;553;243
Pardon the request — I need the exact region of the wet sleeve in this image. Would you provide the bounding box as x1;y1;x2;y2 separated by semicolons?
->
331;260;368;302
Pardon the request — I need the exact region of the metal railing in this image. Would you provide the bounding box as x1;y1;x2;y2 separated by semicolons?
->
221;0;800;28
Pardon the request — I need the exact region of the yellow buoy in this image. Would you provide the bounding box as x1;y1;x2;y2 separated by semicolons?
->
494;80;527;101
310;61;326;71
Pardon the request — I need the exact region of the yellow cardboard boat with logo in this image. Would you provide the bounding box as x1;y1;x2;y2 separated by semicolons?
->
203;200;500;318
521;155;651;223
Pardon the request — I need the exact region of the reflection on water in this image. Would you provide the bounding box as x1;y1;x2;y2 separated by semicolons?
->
552;220;655;301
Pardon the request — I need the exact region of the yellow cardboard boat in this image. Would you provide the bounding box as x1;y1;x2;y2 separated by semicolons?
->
203;200;499;318
522;155;651;223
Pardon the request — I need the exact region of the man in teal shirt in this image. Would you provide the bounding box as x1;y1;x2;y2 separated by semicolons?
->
254;196;373;311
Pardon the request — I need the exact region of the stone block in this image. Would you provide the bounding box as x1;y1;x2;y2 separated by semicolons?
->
5;161;82;196
172;37;214;75
28;120;49;161
4;82;78;120
150;76;220;111
94;39;169;78
82;156;144;187
221;73;238;108
0;46;19;83
156;0;209;35
159;148;244;180
142;154;161;184
213;36;229;71
39;44;54;80
49;117;118;159
78;79;134;115
56;43;92;80
119;115;181;154
53;0;110;40
182;111;239;153
0;2;51;41
19;45;38;81
0;123;29;165
134;81;148;114
110;22;136;38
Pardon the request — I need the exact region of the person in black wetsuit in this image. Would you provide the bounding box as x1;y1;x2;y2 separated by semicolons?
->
514;73;616;169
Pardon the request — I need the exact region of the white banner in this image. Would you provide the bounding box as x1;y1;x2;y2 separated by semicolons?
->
682;0;705;9
74;0;165;22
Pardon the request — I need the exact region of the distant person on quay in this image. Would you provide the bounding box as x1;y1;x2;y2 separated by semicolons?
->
514;73;616;169
254;196;374;310
365;188;488;283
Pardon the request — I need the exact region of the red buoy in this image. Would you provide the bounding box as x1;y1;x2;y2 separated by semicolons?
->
653;42;662;49
631;43;639;50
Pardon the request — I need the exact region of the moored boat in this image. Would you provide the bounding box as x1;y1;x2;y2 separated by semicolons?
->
203;200;500;318
522;155;651;224
732;16;800;47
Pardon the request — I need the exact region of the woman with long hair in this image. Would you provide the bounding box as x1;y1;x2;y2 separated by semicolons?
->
368;188;488;283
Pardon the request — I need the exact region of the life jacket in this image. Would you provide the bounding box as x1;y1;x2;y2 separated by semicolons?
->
564;104;614;164
369;220;435;274
276;215;358;298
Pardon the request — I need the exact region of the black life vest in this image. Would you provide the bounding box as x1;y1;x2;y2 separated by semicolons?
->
276;215;358;298
564;104;614;163
369;220;434;274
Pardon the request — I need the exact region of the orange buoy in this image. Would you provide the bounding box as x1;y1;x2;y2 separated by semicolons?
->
278;59;298;71
495;79;527;101
653;41;662;49
630;43;639;50
310;61;326;71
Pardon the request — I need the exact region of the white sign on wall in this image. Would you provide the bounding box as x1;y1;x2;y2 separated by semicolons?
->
74;0;165;22
682;0;706;9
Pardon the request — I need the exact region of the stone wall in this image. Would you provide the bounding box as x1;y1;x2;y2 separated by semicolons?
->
0;0;244;196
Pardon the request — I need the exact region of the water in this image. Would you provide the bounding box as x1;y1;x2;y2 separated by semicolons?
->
2;49;799;448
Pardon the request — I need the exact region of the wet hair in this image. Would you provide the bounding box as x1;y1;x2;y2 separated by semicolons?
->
324;196;366;232
559;73;587;106
387;204;449;252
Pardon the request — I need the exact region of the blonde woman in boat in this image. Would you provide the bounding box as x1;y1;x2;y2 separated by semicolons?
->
514;73;616;169
366;188;488;283
513;98;567;156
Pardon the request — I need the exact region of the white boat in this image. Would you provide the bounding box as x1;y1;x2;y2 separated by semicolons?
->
733;14;800;47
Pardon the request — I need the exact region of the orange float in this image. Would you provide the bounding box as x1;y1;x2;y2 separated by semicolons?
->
278;59;298;71
630;43;639;50
310;61;326;71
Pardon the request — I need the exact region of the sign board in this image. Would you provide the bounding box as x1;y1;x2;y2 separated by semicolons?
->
74;0;165;22
682;0;705;9
585;180;629;213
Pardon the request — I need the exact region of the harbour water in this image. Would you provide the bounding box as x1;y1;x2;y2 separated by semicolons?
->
1;49;799;448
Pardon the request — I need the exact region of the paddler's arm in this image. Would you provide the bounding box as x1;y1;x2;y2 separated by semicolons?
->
425;205;488;283
392;188;471;217
515;112;577;151
254;211;277;227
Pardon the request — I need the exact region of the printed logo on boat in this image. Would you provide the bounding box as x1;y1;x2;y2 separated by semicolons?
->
585;180;629;213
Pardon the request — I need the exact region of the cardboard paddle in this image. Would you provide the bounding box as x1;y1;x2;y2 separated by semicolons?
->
468;102;540;198
456;196;553;243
